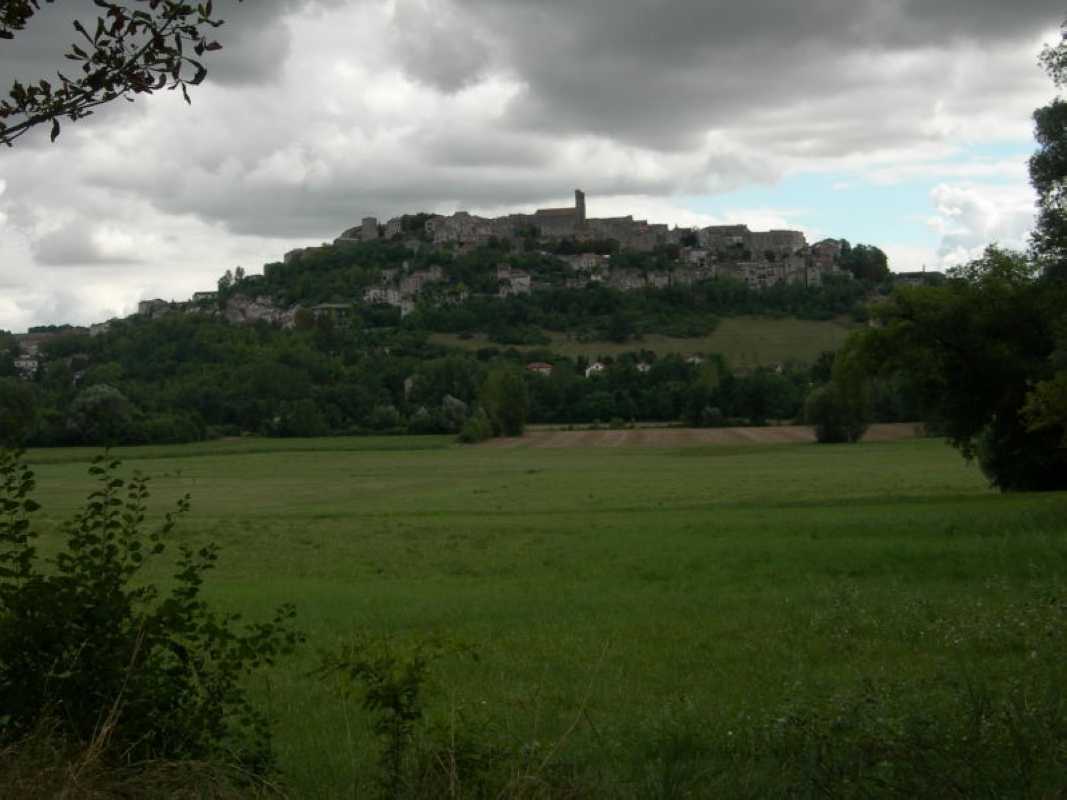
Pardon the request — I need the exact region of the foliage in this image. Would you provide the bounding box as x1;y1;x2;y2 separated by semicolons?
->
804;384;868;443
0;379;35;446
14;311;865;444
839;241;890;283
65;384;135;445
1;1;243;146
847;247;1067;489
1022;371;1067;445
0;450;303;770
456;406;494;444
0;721;283;799
1032;23;1067;278
480;366;529;437
322;634;461;799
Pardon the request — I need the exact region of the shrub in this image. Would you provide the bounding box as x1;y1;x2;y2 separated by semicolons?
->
322;633;451;798
367;404;402;431
804;384;869;443
479;367;528;437
457;407;493;444
0;450;303;772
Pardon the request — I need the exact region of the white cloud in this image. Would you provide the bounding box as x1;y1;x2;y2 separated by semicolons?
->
927;182;1037;267
883;243;939;273
864;158;1030;186
0;0;1064;330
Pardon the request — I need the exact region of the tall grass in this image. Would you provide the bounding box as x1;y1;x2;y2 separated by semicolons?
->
17;437;1067;797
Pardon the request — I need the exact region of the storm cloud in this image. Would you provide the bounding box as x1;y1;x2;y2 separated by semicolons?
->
0;0;1062;329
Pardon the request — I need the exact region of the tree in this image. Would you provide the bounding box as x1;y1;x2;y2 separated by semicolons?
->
848;247;1067;490
1;1;242;146
840;242;890;283
1023;372;1067;446
804;384;869;443
66;383;135;444
1031;24;1067;279
1020;22;1067;448
0;378;36;446
480;366;529;437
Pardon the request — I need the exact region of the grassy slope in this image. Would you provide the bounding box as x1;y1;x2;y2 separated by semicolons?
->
430;315;857;368
22;437;1067;797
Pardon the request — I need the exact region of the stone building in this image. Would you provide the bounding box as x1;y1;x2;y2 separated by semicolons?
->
497;264;532;297
137;298;173;317
528;189;586;237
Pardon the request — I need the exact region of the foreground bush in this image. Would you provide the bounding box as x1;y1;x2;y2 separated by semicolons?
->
0;450;303;773
0;721;282;799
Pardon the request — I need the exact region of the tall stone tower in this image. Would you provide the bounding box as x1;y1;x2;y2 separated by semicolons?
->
575;189;586;225
361;216;379;241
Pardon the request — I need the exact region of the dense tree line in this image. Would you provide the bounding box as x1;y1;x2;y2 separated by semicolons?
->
2;310;890;447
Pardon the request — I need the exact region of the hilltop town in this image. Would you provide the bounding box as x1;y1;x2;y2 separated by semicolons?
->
5;190;930;380
270;189;849;319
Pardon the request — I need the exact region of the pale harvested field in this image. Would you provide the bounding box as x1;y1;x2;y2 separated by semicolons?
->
485;422;924;448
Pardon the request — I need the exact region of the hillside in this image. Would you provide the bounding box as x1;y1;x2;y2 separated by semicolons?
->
3;233;907;449
431;315;858;368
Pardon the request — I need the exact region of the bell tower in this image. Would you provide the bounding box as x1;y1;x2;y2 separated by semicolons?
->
575;189;586;225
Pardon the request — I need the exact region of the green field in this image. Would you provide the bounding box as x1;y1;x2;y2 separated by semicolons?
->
19;436;1067;797
431;315;857;368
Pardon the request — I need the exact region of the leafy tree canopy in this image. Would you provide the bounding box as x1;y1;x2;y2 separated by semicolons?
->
1;0;241;145
848;247;1067;489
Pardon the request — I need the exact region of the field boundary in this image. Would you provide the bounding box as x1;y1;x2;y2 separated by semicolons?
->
484;423;923;448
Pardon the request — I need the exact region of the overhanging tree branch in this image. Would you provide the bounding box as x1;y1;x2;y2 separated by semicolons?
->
0;0;241;146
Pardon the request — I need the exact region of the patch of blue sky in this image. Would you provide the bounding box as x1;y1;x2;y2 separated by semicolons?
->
687;141;1034;249
686;175;937;247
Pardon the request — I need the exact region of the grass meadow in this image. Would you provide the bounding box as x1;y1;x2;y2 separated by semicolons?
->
20;435;1067;797
431;315;857;368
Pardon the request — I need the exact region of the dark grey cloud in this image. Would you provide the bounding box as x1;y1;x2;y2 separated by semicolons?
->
0;0;1061;331
383;0;1065;150
391;0;492;91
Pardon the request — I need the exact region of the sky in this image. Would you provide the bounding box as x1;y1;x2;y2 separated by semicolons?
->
0;0;1063;332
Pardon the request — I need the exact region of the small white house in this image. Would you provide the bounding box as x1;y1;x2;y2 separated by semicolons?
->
585;362;607;378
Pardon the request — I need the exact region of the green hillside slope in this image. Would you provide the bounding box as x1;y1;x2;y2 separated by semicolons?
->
433;315;858;368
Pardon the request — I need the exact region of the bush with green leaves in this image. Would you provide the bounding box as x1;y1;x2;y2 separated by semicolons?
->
457;407;494;444
0;449;303;772
804;383;869;443
480;366;529;437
